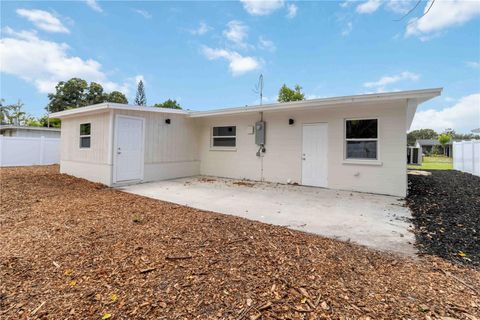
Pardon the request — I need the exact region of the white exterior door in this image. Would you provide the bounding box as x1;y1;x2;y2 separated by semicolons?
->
302;123;328;187
115;115;144;182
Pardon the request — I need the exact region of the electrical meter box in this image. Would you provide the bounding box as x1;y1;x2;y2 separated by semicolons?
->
255;121;266;145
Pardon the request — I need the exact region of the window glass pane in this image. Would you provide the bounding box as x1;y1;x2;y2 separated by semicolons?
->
346;141;377;159
213;137;236;147
80;137;91;148
213;126;236;136
346;119;377;139
80;123;91;135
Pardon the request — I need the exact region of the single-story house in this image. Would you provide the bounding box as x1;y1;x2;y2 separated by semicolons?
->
0;125;61;138
415;139;452;157
50;88;442;197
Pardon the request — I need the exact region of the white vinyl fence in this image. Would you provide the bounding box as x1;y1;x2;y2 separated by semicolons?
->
0;136;60;167
453;140;480;177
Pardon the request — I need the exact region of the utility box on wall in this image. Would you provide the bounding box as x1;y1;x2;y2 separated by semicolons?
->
255;121;266;145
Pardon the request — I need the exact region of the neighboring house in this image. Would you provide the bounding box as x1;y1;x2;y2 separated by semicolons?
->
0;125;61;138
50;88;441;197
415;139;452;157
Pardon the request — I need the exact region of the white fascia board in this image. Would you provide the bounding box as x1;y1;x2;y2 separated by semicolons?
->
50;103;189;118
406;98;419;131
189;88;443;118
50;88;442;119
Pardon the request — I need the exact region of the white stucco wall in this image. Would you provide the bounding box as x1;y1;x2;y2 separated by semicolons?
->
113;110;200;183
59;109;200;186
59;111;112;185
58;100;409;196
196;100;408;197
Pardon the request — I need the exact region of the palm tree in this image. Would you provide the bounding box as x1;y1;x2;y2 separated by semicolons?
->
1;100;26;125
438;133;452;156
0;99;10;124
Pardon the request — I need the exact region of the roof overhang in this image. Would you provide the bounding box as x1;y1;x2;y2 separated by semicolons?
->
189;88;442;118
50;88;442;124
50;102;189;119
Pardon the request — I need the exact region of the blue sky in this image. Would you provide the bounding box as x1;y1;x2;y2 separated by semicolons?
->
1;0;479;133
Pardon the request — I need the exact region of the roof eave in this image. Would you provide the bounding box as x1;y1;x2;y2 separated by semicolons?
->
49;88;442;119
50;103;189;118
189;88;443;118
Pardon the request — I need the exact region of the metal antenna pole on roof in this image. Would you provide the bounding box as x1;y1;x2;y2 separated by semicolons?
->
253;74;264;105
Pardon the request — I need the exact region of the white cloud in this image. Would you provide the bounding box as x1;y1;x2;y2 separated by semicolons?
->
306;94;325;100
240;0;284;16
340;0;355;8
223;20;249;48
0;27;132;94
131;75;145;86
16;9;69;33
466;61;480;69
258;36;276;52
356;0;382;14
341;21;353;36
189;21;212;35
85;0;103;13
385;0;416;14
411;93;480;133
364;71;420;90
286;3;297;18
133;9;152;19
202;46;261;76
406;0;480;38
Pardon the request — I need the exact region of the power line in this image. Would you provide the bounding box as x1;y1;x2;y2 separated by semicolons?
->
394;0;422;21
408;0;436;25
253;74;264;105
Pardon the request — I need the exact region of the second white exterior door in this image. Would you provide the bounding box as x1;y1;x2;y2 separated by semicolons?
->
115;115;144;182
302;123;328;187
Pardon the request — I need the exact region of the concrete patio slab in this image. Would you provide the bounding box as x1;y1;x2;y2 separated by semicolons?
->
119;176;416;256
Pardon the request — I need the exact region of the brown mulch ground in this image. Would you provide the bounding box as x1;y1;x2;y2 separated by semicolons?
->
1;166;479;319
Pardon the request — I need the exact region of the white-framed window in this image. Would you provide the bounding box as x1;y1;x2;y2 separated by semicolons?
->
211;126;236;148
79;123;91;149
345;118;378;160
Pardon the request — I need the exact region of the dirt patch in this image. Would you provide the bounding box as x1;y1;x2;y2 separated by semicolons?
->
408;170;432;176
407;170;480;266
1;166;479;319
232;181;255;187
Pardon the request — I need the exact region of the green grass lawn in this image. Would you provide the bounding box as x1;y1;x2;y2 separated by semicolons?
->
408;156;453;170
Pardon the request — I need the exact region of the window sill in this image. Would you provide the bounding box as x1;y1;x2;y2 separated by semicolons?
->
342;160;383;166
209;147;237;152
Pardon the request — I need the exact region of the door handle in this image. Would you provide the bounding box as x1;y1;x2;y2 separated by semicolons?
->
117;147;121;155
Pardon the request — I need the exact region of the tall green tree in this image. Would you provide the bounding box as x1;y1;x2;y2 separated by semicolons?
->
438;133;452;155
85;82;106;105
277;84;305;103
106;91;129;104
0;100;28;125
47;78;89;113
407;128;438;146
7;100;26;125
38;115;61;128
135;80;147;106
153;99;182;109
47;78;128;113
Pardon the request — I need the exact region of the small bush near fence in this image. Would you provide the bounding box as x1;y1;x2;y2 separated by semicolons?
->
0;136;60;167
